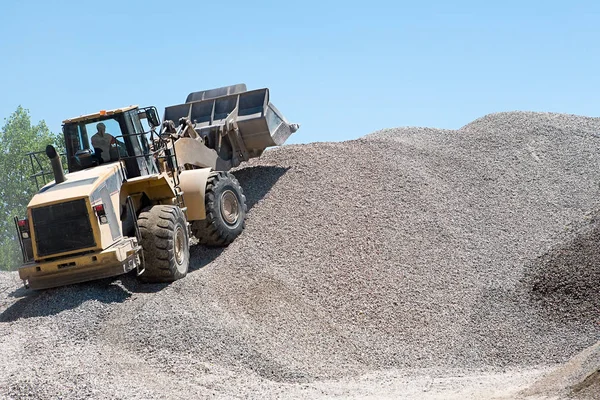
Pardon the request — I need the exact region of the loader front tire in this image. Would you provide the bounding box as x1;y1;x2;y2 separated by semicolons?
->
192;172;247;247
138;205;190;283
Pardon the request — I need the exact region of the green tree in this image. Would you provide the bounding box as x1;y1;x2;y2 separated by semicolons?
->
0;106;61;271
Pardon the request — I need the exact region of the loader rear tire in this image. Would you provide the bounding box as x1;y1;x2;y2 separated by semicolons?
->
192;172;247;247
137;205;190;283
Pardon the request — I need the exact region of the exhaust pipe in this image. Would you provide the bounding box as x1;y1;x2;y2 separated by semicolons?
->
45;145;66;184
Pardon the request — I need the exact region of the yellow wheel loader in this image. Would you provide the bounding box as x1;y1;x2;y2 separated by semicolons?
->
14;84;299;289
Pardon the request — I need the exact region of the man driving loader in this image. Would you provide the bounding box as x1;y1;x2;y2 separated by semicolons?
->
91;122;117;162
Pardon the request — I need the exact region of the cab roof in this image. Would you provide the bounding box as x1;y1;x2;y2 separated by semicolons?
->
62;105;139;124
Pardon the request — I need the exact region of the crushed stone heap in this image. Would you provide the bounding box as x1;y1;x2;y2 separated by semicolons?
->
1;111;599;399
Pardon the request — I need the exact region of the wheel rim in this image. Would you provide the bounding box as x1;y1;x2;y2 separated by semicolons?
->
174;226;185;265
220;190;240;226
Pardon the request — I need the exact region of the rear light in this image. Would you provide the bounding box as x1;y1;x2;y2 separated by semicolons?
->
14;216;34;263
17;219;30;238
93;204;108;224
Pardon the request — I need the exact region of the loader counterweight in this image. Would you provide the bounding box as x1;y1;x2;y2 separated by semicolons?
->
19;237;142;290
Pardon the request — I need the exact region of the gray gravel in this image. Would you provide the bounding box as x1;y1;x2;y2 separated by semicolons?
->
1;111;600;399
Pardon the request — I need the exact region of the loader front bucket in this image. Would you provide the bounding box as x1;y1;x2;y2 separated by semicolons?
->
164;88;299;156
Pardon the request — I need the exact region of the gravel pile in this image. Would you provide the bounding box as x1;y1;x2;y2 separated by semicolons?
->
1;111;600;399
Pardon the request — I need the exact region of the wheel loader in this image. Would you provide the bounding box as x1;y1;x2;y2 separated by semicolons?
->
14;84;299;289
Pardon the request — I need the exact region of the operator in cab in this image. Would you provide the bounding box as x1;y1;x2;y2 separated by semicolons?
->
91;122;118;162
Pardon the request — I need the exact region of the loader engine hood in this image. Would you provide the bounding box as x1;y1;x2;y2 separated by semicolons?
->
27;164;125;260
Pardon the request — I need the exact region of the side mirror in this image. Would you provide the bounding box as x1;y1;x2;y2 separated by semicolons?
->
145;107;160;128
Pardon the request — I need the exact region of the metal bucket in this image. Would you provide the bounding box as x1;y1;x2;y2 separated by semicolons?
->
164;86;299;155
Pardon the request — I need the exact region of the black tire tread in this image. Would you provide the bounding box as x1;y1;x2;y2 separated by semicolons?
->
138;205;189;283
192;172;247;247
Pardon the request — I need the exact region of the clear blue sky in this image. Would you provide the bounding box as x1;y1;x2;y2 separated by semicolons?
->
0;1;599;145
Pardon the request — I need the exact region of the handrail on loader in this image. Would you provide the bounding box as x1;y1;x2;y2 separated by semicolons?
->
26;150;68;190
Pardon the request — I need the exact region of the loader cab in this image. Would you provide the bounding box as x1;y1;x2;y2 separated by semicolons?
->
62;106;160;179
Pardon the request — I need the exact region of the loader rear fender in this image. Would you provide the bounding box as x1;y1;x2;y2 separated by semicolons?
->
120;174;177;207
179;168;213;221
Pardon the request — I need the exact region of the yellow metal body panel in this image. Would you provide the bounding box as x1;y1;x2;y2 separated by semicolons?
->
91;185;123;253
27;163;125;261
179;168;212;220
18;238;141;290
28;163;122;207
121;173;177;203
174;137;219;169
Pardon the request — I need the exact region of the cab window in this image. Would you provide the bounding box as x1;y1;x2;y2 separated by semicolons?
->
64;118;125;171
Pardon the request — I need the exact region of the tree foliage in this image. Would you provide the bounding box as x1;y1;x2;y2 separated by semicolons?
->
0;106;62;270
